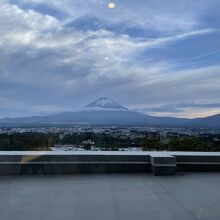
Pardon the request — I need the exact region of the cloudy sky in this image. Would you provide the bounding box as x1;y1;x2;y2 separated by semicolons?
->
0;0;220;118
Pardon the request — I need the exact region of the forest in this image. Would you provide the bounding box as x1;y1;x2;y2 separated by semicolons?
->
0;132;220;152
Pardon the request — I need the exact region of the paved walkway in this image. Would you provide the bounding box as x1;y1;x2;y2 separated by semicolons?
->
0;173;220;220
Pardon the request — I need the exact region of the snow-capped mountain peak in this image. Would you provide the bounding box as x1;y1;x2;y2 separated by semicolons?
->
83;97;128;111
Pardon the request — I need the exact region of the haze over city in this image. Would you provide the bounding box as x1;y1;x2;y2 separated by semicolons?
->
0;0;220;119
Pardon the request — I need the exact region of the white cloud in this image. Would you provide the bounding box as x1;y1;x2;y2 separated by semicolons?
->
146;108;220;119
6;0;215;33
0;0;219;117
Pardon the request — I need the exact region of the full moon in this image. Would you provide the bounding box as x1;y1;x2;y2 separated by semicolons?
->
108;2;116;9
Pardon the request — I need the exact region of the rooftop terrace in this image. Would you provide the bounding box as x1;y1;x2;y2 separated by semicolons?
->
1;151;220;219
1;173;220;220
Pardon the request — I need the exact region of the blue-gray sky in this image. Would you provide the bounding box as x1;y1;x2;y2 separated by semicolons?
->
0;0;220;118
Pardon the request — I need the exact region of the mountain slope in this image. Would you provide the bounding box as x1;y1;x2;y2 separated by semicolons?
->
190;114;220;128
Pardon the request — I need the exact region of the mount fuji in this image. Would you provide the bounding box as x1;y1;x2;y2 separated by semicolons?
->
0;98;149;125
83;97;128;111
0;97;220;128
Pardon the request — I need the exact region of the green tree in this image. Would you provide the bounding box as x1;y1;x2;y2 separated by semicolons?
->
141;137;161;151
167;136;213;151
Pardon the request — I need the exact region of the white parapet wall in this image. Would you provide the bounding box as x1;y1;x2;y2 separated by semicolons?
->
1;151;220;175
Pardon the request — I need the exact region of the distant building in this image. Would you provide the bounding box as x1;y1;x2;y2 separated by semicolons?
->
82;140;95;150
82;140;95;145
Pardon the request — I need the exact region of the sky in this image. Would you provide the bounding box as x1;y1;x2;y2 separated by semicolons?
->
0;0;220;119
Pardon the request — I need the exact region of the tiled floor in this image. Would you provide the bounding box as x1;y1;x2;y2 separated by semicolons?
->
1;173;220;220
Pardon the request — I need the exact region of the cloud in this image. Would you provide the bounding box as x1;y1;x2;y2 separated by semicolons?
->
0;0;219;118
131;101;220;119
146;108;220;119
153;102;220;112
7;0;218;33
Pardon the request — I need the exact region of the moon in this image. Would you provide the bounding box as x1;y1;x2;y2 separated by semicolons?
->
108;3;116;9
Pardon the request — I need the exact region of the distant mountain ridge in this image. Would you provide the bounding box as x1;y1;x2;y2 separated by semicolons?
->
0;97;220;128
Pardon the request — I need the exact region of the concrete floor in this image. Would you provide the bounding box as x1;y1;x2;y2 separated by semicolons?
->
1;173;220;220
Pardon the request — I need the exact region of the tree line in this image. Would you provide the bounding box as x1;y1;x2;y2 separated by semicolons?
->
0;132;219;151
